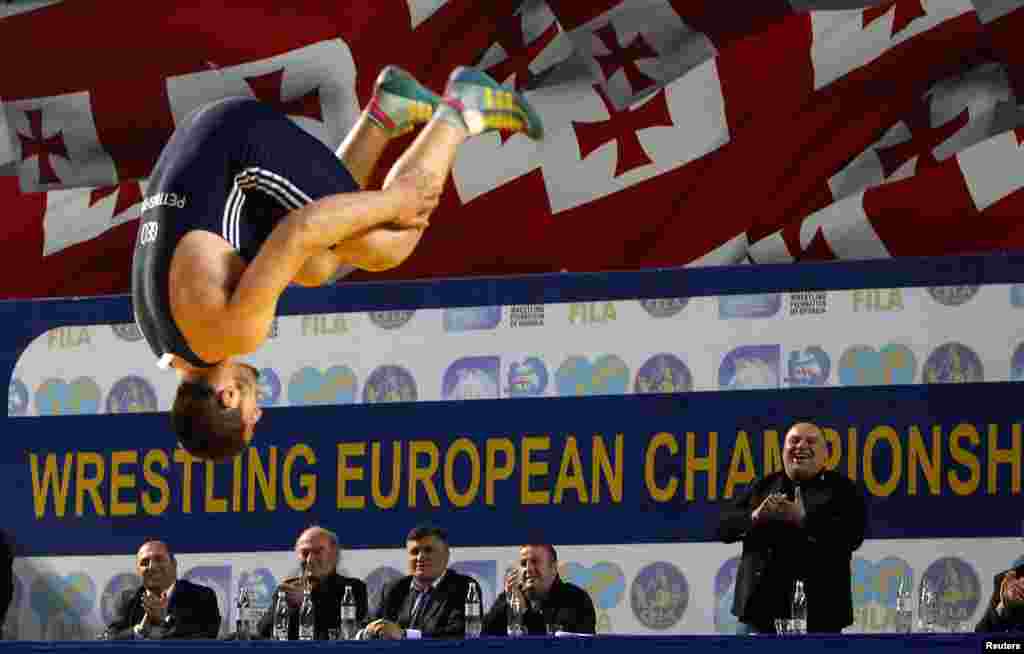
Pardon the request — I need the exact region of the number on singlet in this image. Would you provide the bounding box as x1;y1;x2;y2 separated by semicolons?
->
139;222;159;245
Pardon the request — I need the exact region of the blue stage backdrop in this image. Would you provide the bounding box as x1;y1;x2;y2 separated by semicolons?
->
3;254;1024;557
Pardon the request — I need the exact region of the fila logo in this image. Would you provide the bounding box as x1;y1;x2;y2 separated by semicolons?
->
139;221;159;245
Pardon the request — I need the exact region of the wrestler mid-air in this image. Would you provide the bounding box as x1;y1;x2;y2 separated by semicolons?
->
131;66;543;460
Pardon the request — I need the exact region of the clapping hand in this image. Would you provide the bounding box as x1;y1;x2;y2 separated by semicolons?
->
141;589;168;624
1000;571;1024;612
752;492;805;525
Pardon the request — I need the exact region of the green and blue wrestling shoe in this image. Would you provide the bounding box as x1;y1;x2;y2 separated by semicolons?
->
367;65;442;138
442;66;544;140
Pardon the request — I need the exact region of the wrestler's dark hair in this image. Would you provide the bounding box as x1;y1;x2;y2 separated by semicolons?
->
170;380;247;462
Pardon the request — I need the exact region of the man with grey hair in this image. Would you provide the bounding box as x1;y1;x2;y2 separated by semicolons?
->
717;422;867;634
256;526;367;640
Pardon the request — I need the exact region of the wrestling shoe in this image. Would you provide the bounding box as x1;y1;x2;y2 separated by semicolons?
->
442;66;544;140
367;65;442;137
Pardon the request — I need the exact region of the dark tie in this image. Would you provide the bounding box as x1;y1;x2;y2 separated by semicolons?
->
409;587;431;628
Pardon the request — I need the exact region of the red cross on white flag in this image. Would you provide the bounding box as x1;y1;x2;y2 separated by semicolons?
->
42;180;147;256
6;91;118;192
558;0;714;110
828;61;1013;204
452;57;729;212
165;39;360;148
809;1;974;90
475;0;573;90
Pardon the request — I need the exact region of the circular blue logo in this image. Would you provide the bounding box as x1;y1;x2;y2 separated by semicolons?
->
35;377;102;415
106;376;159;414
631;561;689;630
100;573;142;624
639;298;689;318
786;346;831;386
927;286;979;307
110;323;144;342
364;365;417;403
288;365;358;406
369;311;415;329
923;343;984;384
920;557;981;627
256;368;281;407
719;345;780;390
635;354;693;393
8;378;29;416
506;357;549;397
713;557;741;634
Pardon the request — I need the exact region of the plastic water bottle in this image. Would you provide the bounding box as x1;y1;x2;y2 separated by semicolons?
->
299;586;315;641
339;585;358;640
507;590;525;637
465;584;483;639
918;579;937;633
273;591;290;641
894;575;913;634
235;585;252;640
791;580;807;634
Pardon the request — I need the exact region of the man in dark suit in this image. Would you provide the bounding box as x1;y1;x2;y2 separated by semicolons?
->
717;422;867;634
0;530;13;636
361;525;481;639
256;526;368;640
104;539;221;639
975;565;1024;632
483;543;595;636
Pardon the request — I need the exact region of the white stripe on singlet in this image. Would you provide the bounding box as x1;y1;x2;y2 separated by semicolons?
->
225;166;316;249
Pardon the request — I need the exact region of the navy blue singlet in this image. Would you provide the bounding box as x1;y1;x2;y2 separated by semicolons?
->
131;97;359;368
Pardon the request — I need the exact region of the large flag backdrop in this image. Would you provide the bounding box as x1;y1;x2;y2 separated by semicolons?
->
0;0;1023;299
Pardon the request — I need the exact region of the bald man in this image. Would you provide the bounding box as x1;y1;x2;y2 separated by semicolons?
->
104;539;221;640
716;422;867;634
256;526;367;640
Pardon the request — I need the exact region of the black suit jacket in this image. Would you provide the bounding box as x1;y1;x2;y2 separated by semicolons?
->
483;576;596;636
716;469;867;633
0;531;13;629
370;570;480;638
975;570;1024;633
255;573;368;640
105;578;221;639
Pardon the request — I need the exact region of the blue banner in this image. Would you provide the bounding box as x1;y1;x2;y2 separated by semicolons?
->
4;253;1024;557
6;382;1022;556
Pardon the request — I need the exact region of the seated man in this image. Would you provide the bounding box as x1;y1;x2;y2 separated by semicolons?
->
131;64;543;461
256;526;368;640
483;544;595;636
975;565;1024;632
361;525;481;639
104;539;221;639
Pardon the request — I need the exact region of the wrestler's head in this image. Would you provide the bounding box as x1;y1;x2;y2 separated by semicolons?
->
170;360;262;461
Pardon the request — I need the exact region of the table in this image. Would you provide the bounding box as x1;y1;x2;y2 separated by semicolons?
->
0;635;1015;654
